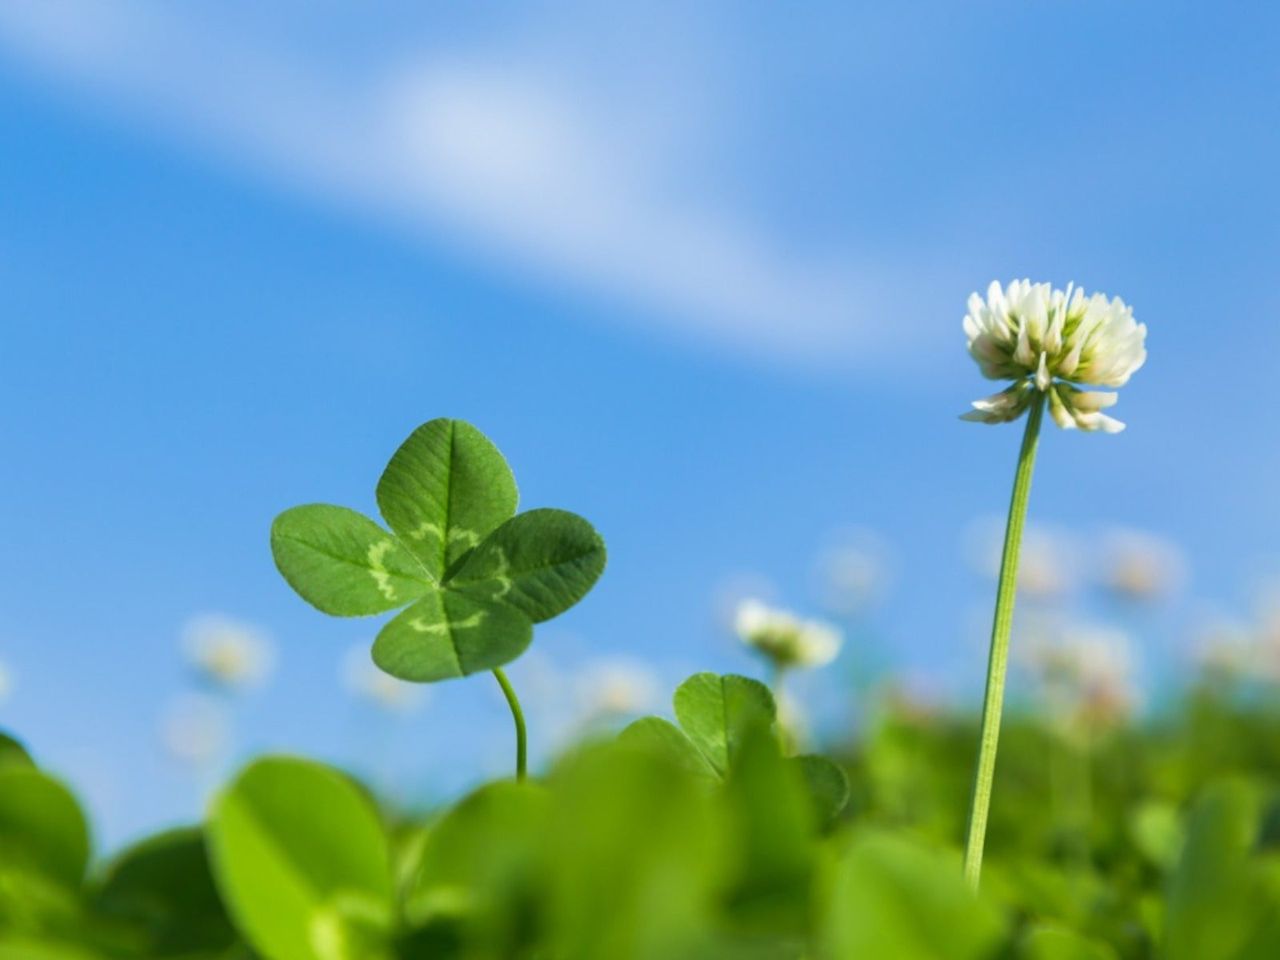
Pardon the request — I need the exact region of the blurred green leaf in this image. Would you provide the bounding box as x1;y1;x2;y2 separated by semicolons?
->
0;938;104;960
271;504;431;616
720;725;816;937
91;826;239;958
207;757;394;960
405;781;550;956
673;673;775;776
375;418;518;579
0;767;90;890
1020;926;1118;959
617;717;718;782
546;742;724;959
823;831;1005;960
449;508;607;623
1163;780;1260;960
790;755;850;828
0;732;34;769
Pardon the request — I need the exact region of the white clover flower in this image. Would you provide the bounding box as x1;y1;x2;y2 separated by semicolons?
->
734;599;842;670
182;614;275;691
1030;622;1139;733
1100;528;1187;602
342;644;428;714
962;280;1147;432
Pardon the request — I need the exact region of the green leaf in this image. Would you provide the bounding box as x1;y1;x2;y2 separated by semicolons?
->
0;767;90;890
207;757;394;960
271;505;431;616
673;673;775;777
0;939;104;960
449;508;606;622
1020;926;1118;959
371;590;532;682
790;755;850;828
824;831;1005;960
405;782;550;954
617;718;718;782
376;419;518;580
0;731;34;769
92;827;239;959
1163;780;1261;960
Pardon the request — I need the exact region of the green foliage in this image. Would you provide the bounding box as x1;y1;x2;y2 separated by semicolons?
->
207;757;395;960
621;672;851;827
0;732;34;770
270;419;605;683
823;830;1005;959
90;828;238;959
0;767;90;891
8;695;1280;957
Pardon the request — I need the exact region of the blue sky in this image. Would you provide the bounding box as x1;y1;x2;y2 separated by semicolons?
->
2;1;1279;849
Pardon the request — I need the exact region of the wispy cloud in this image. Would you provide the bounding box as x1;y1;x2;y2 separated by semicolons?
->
0;1;942;368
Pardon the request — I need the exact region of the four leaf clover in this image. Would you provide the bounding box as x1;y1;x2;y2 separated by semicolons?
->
271;419;606;683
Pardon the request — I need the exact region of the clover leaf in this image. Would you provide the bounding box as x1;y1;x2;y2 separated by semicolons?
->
620;672;850;827
270;419;606;684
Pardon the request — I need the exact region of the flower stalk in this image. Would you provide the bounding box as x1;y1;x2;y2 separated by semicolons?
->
963;390;1046;890
493;667;527;782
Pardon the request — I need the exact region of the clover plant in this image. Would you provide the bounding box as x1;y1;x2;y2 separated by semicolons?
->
270;418;606;779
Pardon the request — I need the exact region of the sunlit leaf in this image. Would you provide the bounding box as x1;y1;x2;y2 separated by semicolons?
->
271;504;430;615
673;673;775;777
371;590;532;682
1020;926;1118;959
0;731;34;770
376;419;518;579
449;508;606;622
207;758;394;960
0;767;90;890
824;831;1005;960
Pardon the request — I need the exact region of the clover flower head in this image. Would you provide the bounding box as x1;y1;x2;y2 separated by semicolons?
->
182;615;275;691
734;599;842;670
962;280;1147;432
1101;528;1186;602
1031;623;1138;734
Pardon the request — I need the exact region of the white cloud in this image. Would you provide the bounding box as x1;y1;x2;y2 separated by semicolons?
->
0;1;931;368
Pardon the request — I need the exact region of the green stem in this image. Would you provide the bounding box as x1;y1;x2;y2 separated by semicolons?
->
492;667;527;782
963;390;1046;891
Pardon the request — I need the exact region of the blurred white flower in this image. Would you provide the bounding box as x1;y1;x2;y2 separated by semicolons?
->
734;599;842;671
1191;616;1255;680
0;660;12;704
342;644;427;714
962;280;1147;432
573;657;660;721
1100;528;1187;602
182;614;275;691
1027;622;1139;733
160;694;229;765
967;519;1076;601
814;529;891;615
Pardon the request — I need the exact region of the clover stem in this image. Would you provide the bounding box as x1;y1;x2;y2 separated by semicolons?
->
963;389;1046;891
492;667;527;782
